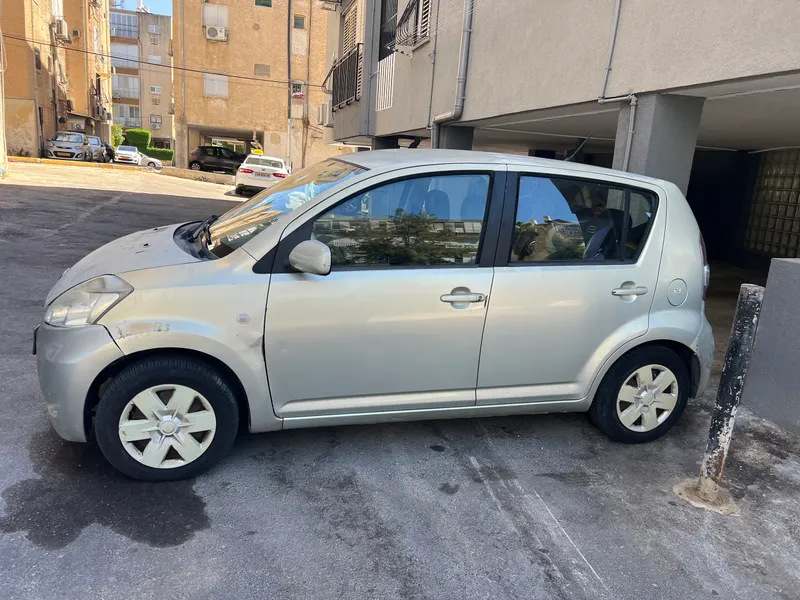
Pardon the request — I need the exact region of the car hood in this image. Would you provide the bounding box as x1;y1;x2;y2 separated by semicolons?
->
46;223;198;304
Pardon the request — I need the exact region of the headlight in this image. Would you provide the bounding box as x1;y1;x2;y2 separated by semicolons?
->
47;141;55;148
44;275;133;327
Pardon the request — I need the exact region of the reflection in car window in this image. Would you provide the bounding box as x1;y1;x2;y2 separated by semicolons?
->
207;159;364;256
54;133;84;143
118;146;137;152
245;157;284;169
87;137;101;145
511;175;656;263
311;173;490;267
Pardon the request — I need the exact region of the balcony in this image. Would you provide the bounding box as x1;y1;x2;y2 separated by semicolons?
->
111;25;138;38
114;116;141;128
112;87;139;99
331;44;362;110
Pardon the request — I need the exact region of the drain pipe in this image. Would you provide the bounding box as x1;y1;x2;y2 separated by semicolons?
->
597;0;637;171
431;0;474;149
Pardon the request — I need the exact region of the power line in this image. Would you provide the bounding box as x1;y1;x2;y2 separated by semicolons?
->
1;32;327;89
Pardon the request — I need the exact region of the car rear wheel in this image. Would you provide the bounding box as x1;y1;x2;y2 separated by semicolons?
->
588;345;689;443
94;355;239;481
189;161;202;171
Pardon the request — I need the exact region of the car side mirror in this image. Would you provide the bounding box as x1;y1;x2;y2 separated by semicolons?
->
288;240;331;276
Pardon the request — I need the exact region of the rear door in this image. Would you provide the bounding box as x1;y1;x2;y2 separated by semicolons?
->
476;168;665;405
264;165;507;419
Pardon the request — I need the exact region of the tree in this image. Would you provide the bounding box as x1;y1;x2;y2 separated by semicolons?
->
111;124;124;148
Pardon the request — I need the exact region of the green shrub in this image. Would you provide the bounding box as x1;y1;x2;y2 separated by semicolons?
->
124;128;152;153
111;124;124;148
143;147;174;162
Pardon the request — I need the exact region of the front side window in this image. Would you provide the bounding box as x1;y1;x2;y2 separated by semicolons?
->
208;160;365;256
311;173;490;267
511;175;656;263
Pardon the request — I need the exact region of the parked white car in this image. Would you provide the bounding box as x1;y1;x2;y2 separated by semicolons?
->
114;145;162;169
235;154;288;194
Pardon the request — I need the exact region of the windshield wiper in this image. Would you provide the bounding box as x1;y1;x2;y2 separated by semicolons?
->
188;214;218;243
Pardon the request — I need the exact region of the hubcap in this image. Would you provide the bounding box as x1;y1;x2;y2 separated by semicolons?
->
118;384;217;469
616;364;679;432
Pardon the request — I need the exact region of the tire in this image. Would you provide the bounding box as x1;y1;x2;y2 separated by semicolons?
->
189;161;202;171
94;355;239;481
148;161;157;169
588;345;689;443
235;185;244;195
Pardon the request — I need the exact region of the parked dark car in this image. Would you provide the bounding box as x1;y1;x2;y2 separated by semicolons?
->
188;146;246;174
103;142;116;162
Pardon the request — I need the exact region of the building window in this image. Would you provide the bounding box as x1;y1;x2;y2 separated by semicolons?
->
111;12;138;38
395;0;431;47
150;114;162;124
148;24;161;35
150;85;162;94
204;73;229;97
255;0;272;7
254;63;270;77
35;48;42;71
292;83;302;95
203;4;229;27
112;74;140;99
113;104;141;127
293;15;305;29
148;55;162;64
111;43;138;68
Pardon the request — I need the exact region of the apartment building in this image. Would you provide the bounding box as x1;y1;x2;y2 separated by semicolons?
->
2;0;113;157
110;8;174;148
326;0;800;268
172;0;348;170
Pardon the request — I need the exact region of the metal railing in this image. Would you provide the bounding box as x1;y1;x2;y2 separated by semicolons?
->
112;86;139;99
331;44;362;110
113;116;141;128
110;25;138;38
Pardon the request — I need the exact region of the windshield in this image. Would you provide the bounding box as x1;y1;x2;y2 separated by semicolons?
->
118;146;137;152
54;133;83;143
207;159;364;256
245;156;284;169
87;137;101;145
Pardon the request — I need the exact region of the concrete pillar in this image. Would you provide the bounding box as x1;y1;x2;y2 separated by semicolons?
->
371;136;399;150
174;119;189;169
612;93;704;194
438;126;474;150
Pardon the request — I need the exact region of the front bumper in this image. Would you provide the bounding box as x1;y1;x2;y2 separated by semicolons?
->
35;323;124;442
45;149;86;161
115;155;138;164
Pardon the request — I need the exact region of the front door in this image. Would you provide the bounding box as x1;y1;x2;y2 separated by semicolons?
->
477;170;665;405
264;168;505;418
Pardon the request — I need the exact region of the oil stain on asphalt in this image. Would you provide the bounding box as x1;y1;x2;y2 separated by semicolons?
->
0;430;209;549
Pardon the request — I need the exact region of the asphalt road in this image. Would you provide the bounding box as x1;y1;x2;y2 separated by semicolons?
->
1;171;799;600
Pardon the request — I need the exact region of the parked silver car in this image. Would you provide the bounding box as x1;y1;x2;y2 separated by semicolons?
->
86;136;108;162
35;150;714;481
45;132;91;161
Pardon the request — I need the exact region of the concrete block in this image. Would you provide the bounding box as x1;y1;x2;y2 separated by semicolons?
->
741;258;800;435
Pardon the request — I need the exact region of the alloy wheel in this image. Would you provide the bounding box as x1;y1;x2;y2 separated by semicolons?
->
615;364;679;432
118;384;217;469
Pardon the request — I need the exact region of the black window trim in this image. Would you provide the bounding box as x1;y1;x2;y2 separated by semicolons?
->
495;171;660;268
269;169;508;274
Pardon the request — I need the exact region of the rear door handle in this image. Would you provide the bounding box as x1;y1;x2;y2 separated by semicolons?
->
612;286;648;297
441;293;486;303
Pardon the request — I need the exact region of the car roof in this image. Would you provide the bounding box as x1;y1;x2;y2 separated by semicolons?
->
339;149;672;188
245;154;283;160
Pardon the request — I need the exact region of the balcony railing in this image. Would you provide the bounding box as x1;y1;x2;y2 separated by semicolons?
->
331;44;362;110
114;116;141;128
112;86;139;99
111;25;138;38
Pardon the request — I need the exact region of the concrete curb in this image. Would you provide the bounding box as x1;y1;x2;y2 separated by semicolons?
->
159;166;235;186
9;156;145;172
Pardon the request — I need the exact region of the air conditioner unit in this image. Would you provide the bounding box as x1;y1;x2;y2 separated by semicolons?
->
71;122;86;131
151;123;161;130
317;103;333;127
55;19;70;42
205;26;228;42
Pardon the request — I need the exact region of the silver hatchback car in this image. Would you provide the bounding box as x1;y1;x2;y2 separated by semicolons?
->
35;150;713;481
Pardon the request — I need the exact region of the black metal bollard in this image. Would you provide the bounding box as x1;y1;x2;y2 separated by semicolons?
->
696;283;764;503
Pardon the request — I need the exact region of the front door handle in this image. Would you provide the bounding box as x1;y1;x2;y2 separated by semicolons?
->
441;292;486;303
612;286;648;297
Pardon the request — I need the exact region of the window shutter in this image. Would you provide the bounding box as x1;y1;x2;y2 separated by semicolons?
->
419;0;431;39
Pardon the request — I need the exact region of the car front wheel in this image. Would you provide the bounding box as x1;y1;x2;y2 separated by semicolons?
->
94;355;239;481
588;345;689;443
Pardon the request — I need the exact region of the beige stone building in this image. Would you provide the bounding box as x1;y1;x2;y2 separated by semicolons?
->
110;7;174;148
2;0;113;157
172;0;349;170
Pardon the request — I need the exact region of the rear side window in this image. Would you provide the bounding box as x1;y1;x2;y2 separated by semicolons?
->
311;173;491;268
246;157;284;169
511;175;656;263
